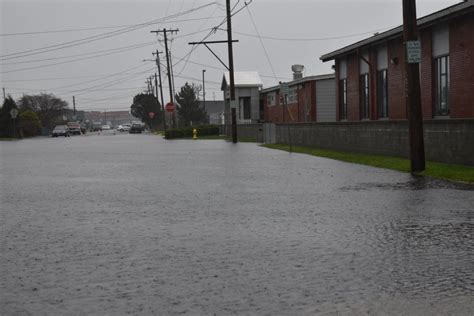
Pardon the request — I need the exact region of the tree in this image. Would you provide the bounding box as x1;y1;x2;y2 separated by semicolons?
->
0;96;18;137
18;93;68;129
18;110;41;137
130;93;163;130
175;82;207;127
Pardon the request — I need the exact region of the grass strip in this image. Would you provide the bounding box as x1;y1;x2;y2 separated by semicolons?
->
262;144;474;184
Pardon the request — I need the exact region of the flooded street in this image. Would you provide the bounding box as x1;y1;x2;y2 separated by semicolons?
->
1;134;473;315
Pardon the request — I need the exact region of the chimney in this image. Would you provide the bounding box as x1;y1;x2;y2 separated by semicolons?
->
291;64;304;80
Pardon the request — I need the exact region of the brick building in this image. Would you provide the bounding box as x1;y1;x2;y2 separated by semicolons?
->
262;74;335;123
320;0;474;121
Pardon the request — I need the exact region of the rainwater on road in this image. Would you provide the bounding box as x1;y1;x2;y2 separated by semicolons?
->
1;133;473;315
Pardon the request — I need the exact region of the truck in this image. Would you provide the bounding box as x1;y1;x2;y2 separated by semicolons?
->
67;122;82;135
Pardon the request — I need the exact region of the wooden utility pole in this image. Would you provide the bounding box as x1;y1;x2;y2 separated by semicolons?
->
72;96;76;118
226;0;237;143
402;0;425;172
151;28;178;128
153;50;166;132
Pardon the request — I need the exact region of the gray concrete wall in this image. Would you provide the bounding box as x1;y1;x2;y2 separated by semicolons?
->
274;120;474;166
224;124;264;143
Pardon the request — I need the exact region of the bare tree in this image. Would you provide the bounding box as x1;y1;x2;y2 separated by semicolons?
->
18;93;69;129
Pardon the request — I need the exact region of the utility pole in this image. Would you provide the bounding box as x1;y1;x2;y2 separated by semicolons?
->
73;96;76;118
104;109;107;125
151;28;179;128
226;0;237;143
153;50;166;132
402;0;425;172
202;69;206;112
2;87;5;102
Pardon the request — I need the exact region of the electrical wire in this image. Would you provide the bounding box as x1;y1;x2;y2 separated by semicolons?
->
226;26;398;42
0;16;226;37
0;42;157;74
0;2;217;61
245;3;278;80
0;41;157;65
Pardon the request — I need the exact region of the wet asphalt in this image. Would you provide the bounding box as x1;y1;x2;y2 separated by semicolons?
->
1;132;473;315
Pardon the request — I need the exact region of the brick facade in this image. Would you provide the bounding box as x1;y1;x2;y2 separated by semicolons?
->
325;4;473;121
262;75;334;123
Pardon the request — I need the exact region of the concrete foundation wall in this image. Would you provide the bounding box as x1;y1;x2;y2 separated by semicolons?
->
274;120;474;166
223;124;264;143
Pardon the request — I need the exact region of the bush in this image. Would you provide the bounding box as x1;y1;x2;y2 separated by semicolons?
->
165;125;220;139
18;110;41;137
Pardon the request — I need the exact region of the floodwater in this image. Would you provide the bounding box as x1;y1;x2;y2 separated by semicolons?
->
1;133;473;315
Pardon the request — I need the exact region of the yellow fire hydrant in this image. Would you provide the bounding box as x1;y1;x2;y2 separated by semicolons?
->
192;128;198;140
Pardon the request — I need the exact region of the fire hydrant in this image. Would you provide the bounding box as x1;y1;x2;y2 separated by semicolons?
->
192;128;198;140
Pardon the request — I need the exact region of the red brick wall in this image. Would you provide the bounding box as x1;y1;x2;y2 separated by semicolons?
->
387;38;407;119
296;82;316;122
347;54;360;120
263;91;284;123
449;13;474;118
335;60;341;121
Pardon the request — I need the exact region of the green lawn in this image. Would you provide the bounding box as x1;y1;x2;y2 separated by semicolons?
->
262;144;474;184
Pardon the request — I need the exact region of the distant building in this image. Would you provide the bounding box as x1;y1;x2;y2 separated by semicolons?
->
221;71;263;124
261;74;336;123
84;110;135;127
199;100;224;125
320;0;474;121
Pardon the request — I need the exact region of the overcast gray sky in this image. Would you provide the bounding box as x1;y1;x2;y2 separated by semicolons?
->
1;0;460;112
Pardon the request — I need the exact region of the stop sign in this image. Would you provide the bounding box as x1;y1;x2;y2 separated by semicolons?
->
165;102;175;112
149;112;155;119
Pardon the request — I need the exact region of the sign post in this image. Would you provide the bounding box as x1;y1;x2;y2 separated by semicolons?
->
406;41;421;63
10;108;18;138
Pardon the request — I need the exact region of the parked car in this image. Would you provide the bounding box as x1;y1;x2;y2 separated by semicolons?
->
129;123;144;134
101;125;111;130
117;124;131;132
52;125;70;137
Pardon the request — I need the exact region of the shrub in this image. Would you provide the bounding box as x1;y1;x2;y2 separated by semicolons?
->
165;125;219;139
18;110;41;137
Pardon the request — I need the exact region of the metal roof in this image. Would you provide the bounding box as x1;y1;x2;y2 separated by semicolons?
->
320;0;474;62
261;73;335;93
221;71;263;90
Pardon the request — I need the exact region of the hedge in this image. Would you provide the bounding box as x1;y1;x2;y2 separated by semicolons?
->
164;125;220;139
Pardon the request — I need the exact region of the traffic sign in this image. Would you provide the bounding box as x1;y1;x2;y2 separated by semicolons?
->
406;41;421;63
10;108;19;119
165;102;175;112
280;82;289;95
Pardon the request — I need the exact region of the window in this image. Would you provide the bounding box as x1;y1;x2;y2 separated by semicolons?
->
267;92;276;107
338;58;348;120
287;87;297;104
432;24;449;116
339;79;347;120
360;74;369;119
434;56;449;116
377;69;388;118
240;97;251;120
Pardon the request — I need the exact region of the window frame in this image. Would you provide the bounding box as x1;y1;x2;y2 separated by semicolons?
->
359;73;369;119
434;55;449;116
377;69;388;118
339;79;348;120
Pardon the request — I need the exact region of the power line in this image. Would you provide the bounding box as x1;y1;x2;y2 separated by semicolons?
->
0;16;226;37
245;3;277;80
0;41;157;65
0;42;157;74
225;26;398;42
0;2;217;61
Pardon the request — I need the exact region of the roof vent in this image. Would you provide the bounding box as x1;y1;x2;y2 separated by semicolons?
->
291;64;304;80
